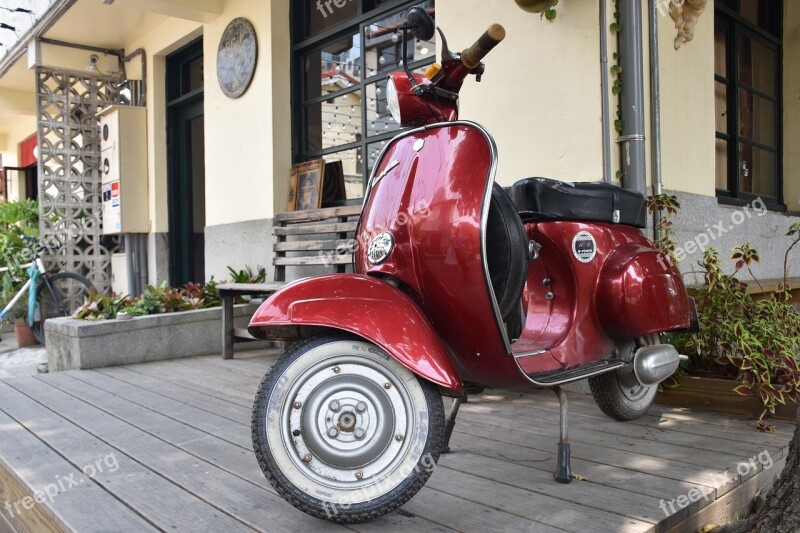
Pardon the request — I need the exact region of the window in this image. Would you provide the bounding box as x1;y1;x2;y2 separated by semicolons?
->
292;0;436;200
715;1;782;206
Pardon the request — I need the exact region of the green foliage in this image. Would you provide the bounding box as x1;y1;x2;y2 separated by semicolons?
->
646;193;681;266
0;200;39;322
540;0;559;21
74;266;263;320
227;265;267;284
650;198;800;431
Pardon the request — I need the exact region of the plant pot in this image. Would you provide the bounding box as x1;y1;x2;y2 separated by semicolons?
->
656;375;797;421
14;322;38;347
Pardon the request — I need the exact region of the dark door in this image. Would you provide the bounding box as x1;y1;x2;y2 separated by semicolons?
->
2;165;38;201
167;38;205;286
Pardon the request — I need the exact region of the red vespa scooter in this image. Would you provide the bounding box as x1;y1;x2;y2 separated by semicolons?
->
249;7;698;523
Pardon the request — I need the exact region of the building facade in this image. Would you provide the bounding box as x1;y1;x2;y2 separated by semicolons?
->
0;0;798;291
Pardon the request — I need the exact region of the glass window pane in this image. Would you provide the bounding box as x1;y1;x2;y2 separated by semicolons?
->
366;140;390;177
183;55;203;94
714;21;727;77
715;139;728;191
305;90;363;153
323;148;364;199
739;0;781;36
364;3;435;79
739;143;776;197
365;78;401;138
739;89;776;147
739;35;776;96
303;34;362;100
304;0;358;38
715;82;728;133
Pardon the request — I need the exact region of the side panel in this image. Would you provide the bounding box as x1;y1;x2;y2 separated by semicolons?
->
355;123;528;388
248;275;463;394
597;244;692;338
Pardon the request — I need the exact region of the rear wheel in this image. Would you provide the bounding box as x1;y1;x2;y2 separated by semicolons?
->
32;272;95;345
588;335;659;421
252;334;445;523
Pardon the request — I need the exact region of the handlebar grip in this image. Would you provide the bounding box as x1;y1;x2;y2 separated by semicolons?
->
461;24;506;69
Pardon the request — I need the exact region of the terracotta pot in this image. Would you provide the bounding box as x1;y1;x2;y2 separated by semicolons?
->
14;322;38;347
656;375;797;421
514;0;558;13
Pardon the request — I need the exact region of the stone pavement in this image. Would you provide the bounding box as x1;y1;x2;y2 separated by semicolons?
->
0;330;46;379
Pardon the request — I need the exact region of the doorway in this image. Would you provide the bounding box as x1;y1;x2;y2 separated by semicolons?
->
167;38;205;286
2;165;38;201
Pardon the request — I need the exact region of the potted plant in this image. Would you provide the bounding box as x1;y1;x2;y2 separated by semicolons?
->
650;196;800;431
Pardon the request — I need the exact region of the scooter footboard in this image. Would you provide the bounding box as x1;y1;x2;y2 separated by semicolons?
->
597;244;693;338
248;274;463;395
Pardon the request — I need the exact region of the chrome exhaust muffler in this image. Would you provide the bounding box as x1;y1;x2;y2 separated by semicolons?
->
633;344;684;386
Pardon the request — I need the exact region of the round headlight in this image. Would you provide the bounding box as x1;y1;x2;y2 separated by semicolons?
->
386;77;401;125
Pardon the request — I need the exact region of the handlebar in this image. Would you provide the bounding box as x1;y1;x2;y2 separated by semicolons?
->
461;24;506;69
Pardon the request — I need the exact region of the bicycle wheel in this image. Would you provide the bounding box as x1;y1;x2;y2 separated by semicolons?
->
31;272;95;345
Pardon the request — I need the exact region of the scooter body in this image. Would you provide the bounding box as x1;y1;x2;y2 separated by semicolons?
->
248;8;697;523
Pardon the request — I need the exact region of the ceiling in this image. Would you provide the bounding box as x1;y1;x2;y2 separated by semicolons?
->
0;0;172;136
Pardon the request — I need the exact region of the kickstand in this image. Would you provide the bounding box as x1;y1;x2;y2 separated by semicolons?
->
553;386;572;484
442;395;465;454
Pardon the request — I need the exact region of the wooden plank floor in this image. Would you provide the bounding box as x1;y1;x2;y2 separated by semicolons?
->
0;350;793;533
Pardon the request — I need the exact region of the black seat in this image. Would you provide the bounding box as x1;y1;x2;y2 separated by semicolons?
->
507;178;647;228
486;184;528;340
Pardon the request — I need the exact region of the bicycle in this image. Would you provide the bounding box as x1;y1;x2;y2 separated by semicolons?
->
0;241;95;345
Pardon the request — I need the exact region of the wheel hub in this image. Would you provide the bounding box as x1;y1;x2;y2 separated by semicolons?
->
284;359;410;487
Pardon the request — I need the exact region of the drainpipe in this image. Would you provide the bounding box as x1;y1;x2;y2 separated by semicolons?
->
617;0;647;195
648;0;664;240
599;0;612;183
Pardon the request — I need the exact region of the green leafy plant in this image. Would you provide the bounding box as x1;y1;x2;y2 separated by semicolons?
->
649;198;800;431
227;265;267;284
0;200;39;324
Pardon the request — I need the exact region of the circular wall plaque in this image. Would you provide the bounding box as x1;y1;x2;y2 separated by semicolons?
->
217;17;258;99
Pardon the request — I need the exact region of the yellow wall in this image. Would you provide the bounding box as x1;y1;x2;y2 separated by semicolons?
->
203;0;291;225
784;1;800;211
655;3;715;196
438;0;609;185
121;17;204;233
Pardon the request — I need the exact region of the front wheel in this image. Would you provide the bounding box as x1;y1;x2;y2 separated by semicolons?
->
252;334;445;523
588;335;659;421
32;272;95;345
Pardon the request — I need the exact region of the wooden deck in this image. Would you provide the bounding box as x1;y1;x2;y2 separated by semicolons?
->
0;350;793;533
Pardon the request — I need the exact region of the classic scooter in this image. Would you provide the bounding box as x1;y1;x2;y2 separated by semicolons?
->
248;7;698;523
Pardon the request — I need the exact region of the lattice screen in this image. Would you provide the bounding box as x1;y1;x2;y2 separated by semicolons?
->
36;68;121;293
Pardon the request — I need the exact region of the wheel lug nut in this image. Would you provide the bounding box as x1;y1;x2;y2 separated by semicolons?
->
356;402;367;413
329;400;341;412
354;428;366;439
328;427;339;438
333;366;341;374
395;434;404;441
292;430;301;437
384;382;391;389
293;401;302;409
303;454;312;463
355;471;363;479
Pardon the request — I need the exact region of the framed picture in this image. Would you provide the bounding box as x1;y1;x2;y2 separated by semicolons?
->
288;159;325;211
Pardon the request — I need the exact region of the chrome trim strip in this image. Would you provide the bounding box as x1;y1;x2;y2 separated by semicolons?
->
513;349;548;359
361;120;510;353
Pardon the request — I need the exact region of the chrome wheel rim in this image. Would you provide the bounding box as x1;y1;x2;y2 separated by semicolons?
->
280;354;413;490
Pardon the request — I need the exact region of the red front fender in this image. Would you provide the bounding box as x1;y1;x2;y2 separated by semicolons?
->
248;274;463;395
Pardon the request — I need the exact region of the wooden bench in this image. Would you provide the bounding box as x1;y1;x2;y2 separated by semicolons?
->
216;205;362;359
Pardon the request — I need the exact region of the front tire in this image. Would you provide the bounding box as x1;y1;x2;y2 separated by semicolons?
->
252;334;444;523
32;272;95;345
588;335;659;421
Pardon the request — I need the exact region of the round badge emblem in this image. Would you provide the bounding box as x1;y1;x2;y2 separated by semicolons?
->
368;232;394;265
572;231;597;263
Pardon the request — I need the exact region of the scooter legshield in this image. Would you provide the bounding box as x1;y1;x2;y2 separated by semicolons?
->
247;274;463;395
